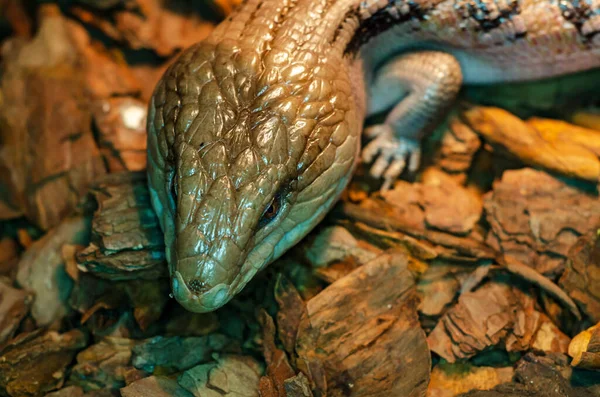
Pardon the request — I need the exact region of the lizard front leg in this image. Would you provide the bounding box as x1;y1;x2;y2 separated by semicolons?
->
362;51;463;190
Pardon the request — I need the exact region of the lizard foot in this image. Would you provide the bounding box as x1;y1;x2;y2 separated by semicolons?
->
361;124;421;191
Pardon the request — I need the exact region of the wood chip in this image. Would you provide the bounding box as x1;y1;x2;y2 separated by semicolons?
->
0;329;87;396
274;275;306;364
70;336;139;390
428;364;514;397
0;279;32;344
295;250;430;396
0;5;106;230
484;168;600;276
568;322;600;370
458;352;596;397
91;97;148;172
0;238;19;277
258;310;295;397
432;113;482;177
178;355;262;397
131;334;240;374
70;0;216;57
559;230;600;323
428;280;570;363
463;106;600;182
121;376;193;397
76;172;167;281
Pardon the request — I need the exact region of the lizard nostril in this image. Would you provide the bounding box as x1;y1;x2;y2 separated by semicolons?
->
188;278;210;294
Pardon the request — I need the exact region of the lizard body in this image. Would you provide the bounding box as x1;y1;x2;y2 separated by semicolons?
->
147;0;600;312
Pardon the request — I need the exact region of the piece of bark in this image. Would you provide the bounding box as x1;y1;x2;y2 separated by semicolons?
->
428;364;514;397
69;272;170;333
70;336;139;391
121;376;193;397
0;5;107;229
417;260;475;329
45;386;86;397
345;221;440;261
178;355;262;397
45;386;119;397
73;0;133;9
295;250;430;396
300;225;381;283
66;19;141;100
91;97;148;172
462;107;600;182
0;329;87;396
458;352;596;397
432;113;482;177
76;172;167;281
274;274;306;360
0;238;19;277
527;117;600;158
568;322;600;370
338;201;495;262
70;0;216;57
16;215;91;327
0;0;33;38
368;168;482;235
131;334;240;374
571;109;600;131
284;373;314;397
258;310;295;397
484;168;600;276
428;280;570;363
303;226;380;269
0;279;32;345
163;304;220;337
130;63;171;103
342;166;485;237
419;168;484;235
559;230;600;323
493;256;581;320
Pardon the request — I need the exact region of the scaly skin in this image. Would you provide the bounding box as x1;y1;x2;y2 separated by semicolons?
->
147;0;600;312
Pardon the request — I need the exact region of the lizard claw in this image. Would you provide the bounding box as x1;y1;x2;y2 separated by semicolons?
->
362;124;422;191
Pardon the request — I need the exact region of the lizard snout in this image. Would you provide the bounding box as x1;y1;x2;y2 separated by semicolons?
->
171;267;232;313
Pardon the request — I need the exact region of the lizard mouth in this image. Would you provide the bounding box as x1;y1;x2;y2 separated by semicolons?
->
171;271;232;313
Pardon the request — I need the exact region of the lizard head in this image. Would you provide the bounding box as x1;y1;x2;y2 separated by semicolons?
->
147;41;362;312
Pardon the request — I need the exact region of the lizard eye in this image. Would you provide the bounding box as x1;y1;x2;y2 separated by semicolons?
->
258;192;282;228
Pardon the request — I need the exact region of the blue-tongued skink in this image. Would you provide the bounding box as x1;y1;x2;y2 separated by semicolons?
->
146;0;600;312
